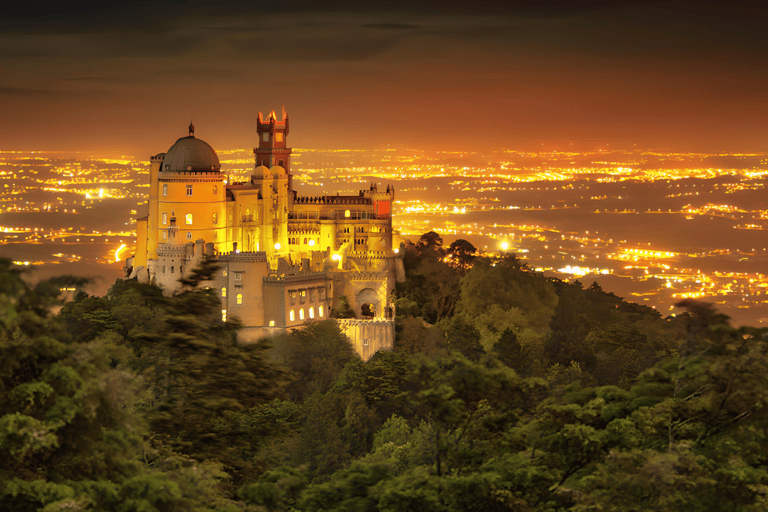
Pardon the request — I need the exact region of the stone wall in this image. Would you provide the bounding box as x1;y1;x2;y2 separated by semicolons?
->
336;318;395;361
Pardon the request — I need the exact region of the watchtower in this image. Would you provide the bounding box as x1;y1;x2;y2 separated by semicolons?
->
255;109;292;187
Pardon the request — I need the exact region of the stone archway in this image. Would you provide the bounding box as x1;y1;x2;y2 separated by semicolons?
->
356;288;379;319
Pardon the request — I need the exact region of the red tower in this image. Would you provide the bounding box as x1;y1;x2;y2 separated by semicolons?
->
255;109;292;188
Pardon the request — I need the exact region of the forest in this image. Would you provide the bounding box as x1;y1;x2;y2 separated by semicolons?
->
2;231;768;511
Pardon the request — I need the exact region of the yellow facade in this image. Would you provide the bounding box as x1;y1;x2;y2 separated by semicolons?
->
125;113;403;359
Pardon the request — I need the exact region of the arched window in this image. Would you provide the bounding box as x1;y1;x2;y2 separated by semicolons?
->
299;308;305;320
344;209;351;218
289;310;295;322
185;213;192;225
319;305;324;317
221;310;227;322
221;287;226;298
236;293;243;305
309;307;314;319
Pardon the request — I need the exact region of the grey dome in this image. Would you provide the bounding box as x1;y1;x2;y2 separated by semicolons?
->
163;135;221;172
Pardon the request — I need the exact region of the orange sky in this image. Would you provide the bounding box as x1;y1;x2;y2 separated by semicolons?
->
1;1;767;156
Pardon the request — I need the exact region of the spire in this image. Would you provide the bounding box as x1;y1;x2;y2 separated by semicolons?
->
188;122;195;137
281;105;286;121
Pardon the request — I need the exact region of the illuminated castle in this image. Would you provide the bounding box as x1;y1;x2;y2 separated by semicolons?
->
126;111;401;358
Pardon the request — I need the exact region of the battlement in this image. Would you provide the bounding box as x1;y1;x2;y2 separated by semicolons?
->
216;251;268;263
257;110;289;133
346;251;396;260
344;270;391;280
264;271;328;283
287;228;321;235
325;195;372;205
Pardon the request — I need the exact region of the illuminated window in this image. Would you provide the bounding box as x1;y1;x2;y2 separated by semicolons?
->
223;269;228;277
186;232;192;239
236;293;243;305
290;291;296;305
269;320;275;326
345;209;351;218
221;287;226;298
212;213;218;224
162;183;168;196
275;133;283;142
299;308;305;320
309;307;314;319
289;310;295;322
186;214;192;225
186;185;193;196
300;290;306;304
162;212;167;224
222;309;227;322
319;305;324;317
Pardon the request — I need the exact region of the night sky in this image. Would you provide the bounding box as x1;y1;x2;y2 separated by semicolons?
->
2;1;767;155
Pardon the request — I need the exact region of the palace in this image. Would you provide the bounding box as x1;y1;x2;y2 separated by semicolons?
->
125;111;402;359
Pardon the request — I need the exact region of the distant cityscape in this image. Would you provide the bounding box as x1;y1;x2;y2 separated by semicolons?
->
1;148;767;326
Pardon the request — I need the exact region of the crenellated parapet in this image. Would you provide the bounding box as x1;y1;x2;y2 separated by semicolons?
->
287;228;320;236
324;195;372;205
216;251;268;263
346;250;397;259
264;270;328;282
345;270;391;281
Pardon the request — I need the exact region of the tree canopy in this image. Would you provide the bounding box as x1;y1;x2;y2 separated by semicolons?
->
3;234;768;511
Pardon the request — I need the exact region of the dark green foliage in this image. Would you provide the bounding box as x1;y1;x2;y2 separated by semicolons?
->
331;295;356;318
395;316;446;356
445;238;477;272
6;243;768;511
547;279;677;385
271;320;357;401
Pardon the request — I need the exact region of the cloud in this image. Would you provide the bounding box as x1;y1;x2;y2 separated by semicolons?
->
362;23;422;30
0;86;76;97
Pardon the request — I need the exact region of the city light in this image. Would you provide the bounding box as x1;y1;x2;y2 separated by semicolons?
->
3;147;768;324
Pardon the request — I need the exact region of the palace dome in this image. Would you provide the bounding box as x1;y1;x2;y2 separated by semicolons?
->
162;128;221;172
